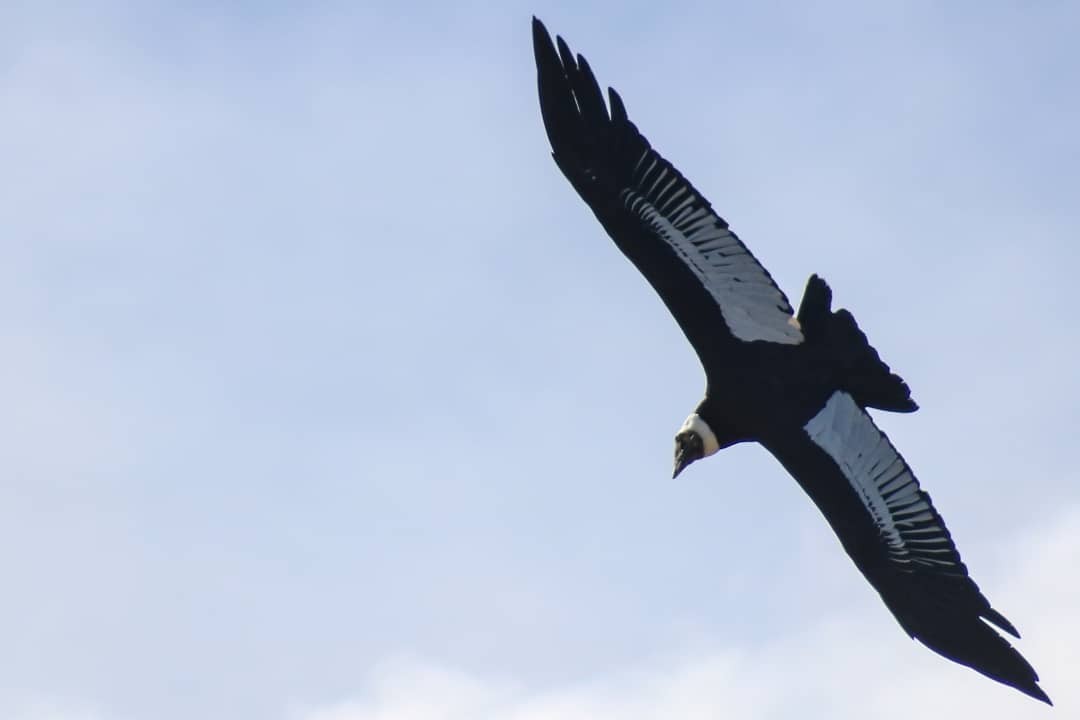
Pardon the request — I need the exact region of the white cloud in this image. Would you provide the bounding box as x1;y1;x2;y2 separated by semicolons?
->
297;506;1079;719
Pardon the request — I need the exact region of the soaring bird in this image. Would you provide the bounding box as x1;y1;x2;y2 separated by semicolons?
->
531;17;1049;704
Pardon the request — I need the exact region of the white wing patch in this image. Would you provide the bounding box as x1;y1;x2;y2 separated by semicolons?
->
804;391;963;573
620;151;803;345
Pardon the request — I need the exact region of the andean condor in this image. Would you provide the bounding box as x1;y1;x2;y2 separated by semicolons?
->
531;16;1049;704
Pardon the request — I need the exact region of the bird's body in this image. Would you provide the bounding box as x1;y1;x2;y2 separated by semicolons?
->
689;346;827;456
531;17;1049;704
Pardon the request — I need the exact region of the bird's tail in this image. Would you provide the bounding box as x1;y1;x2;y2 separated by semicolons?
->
797;274;917;413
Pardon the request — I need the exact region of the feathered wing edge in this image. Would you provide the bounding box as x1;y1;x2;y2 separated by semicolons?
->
764;401;1050;705
533;17;805;353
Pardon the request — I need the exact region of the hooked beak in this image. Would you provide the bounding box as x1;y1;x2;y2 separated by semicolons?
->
672;430;705;479
672;449;692;479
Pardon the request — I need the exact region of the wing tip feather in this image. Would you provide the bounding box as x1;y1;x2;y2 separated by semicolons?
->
982;607;1021;639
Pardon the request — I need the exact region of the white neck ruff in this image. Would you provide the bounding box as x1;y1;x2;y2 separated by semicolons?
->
680;413;720;457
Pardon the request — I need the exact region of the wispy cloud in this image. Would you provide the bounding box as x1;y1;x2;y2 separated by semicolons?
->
297;505;1078;719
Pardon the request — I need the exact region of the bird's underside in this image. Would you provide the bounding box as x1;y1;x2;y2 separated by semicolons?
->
532;16;1049;705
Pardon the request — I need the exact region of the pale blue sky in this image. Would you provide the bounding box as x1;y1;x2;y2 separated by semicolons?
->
2;2;1078;718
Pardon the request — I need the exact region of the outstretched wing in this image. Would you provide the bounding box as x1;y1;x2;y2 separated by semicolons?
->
532;18;802;371
762;391;1049;704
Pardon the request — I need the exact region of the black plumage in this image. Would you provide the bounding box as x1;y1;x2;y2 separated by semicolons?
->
532;17;1048;705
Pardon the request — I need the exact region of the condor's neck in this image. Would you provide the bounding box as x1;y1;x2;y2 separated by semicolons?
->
694;395;755;449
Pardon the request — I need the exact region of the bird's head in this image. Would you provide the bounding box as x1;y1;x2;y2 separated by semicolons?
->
672;413;721;478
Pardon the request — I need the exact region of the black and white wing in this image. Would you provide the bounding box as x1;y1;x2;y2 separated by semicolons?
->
763;391;1050;704
532;18;802;371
